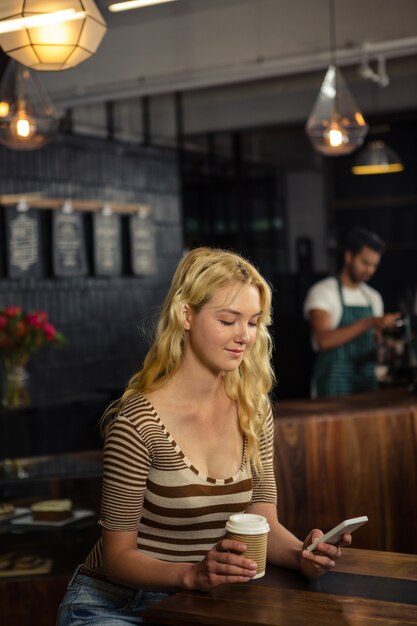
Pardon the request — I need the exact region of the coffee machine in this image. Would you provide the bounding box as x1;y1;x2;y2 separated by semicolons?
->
377;315;417;391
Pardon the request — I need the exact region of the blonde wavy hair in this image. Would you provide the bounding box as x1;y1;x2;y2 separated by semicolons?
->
101;247;275;472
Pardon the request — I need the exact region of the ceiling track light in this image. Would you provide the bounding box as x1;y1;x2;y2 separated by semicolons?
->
108;0;178;12
305;0;369;156
358;50;390;87
0;9;86;34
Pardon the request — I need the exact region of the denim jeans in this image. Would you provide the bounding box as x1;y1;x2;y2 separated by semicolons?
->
56;565;170;626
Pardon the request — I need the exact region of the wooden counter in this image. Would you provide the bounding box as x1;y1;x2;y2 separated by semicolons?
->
275;387;417;418
273;388;417;553
144;547;417;626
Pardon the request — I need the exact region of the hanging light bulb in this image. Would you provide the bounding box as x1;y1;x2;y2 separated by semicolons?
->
0;1;107;71
325;114;347;148
0;100;10;117
11;105;37;140
0;60;59;150
305;0;369;156
327;127;344;147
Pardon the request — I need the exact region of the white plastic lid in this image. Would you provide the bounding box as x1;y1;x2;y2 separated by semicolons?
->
225;513;270;535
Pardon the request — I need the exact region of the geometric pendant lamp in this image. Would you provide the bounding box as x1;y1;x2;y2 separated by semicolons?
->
0;60;59;150
305;65;369;156
305;0;369;156
0;1;107;71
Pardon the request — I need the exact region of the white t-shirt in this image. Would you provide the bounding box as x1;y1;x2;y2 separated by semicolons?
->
303;276;384;349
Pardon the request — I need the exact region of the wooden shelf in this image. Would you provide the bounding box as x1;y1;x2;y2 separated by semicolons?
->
0;194;151;216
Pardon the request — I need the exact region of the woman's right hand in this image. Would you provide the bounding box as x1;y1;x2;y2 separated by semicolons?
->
183;538;257;592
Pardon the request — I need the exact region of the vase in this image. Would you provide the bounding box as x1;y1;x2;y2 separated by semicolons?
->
1;360;30;409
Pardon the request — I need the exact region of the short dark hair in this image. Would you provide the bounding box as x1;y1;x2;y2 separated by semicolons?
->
344;228;385;255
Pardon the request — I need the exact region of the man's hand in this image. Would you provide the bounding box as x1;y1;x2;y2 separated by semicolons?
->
373;313;401;330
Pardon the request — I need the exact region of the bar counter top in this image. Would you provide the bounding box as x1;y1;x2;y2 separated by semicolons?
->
274;386;417;419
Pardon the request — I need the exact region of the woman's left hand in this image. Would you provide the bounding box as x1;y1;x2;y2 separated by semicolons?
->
299;529;352;578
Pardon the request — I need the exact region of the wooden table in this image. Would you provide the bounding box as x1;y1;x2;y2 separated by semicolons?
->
144;548;417;625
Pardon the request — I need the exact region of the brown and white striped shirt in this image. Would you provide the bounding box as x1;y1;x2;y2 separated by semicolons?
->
85;394;277;567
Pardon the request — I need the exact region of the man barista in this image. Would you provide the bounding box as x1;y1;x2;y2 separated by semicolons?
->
304;228;400;397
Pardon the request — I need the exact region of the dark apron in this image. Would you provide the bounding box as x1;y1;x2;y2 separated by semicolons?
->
313;280;377;397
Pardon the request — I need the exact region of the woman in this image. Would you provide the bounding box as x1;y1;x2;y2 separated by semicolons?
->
57;247;351;626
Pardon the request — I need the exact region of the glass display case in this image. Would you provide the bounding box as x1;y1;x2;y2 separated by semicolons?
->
0;395;109;626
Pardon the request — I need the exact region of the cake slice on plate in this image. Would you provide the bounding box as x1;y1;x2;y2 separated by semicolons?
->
31;499;73;522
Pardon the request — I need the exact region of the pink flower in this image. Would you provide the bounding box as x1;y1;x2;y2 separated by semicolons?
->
43;323;57;341
4;306;21;317
26;313;43;328
0;306;65;358
37;311;48;323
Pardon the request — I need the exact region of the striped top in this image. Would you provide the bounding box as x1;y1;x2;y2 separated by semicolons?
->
85;393;277;567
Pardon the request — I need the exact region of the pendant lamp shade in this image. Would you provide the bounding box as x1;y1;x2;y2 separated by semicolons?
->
0;1;107;71
305;65;369;156
351;140;405;175
0;60;59;150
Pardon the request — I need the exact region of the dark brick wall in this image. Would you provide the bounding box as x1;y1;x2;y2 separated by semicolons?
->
0;135;183;406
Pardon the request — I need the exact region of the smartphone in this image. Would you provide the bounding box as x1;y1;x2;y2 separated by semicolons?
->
306;515;368;552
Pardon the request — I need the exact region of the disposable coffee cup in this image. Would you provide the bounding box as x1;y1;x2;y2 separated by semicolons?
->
225;513;270;579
